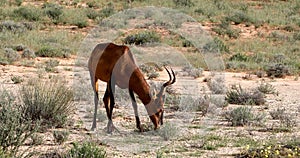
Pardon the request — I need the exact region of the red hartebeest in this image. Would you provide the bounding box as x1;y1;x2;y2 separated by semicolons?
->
88;43;176;133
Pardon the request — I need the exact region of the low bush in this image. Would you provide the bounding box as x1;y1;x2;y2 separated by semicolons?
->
86;8;101;20
266;63;289;78
59;9;88;28
225;11;253;25
207;75;227;94
20;78;75;128
0;21;34;33
99;2;115;18
35;46;70;58
13;6;43;21
65;142;106;158
22;48;36;59
3;48;20;63
270;108;285;120
158;122;179;141
256;82;277;94
123;31;161;45
43;3;63;22
182;65;203;78
225;85;265;105
0;89;38;157
224;106;253;126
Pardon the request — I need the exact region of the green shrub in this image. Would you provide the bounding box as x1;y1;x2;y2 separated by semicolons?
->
100;2;115;18
22;48;36;59
59;9;88;28
20;78;75;128
86;8;101;20
0;89;38;157
225;85;265;105
124;31;161;45
65;142;106;158
4;48;20;63
43;3;63;21
35;46;70;58
13;6;42;21
225;11;253;25
224;107;253;126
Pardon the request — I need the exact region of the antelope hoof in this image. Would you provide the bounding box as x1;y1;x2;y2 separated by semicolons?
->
107;122;118;134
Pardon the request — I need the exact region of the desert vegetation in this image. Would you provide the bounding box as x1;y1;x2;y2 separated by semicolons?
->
0;0;299;157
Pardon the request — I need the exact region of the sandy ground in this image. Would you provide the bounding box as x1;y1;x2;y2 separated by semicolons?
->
1;57;299;157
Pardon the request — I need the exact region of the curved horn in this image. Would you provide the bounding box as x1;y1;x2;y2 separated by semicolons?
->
163;66;176;87
157;66;176;98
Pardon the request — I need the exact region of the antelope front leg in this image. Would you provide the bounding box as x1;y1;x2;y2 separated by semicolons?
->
91;92;99;131
129;90;144;132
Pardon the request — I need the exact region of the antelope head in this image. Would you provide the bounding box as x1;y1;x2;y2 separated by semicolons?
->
146;66;176;129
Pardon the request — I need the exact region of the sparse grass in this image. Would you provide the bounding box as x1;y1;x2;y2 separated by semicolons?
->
65;142;106;158
158;122;179;141
201;134;228;151
20;78;75;128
